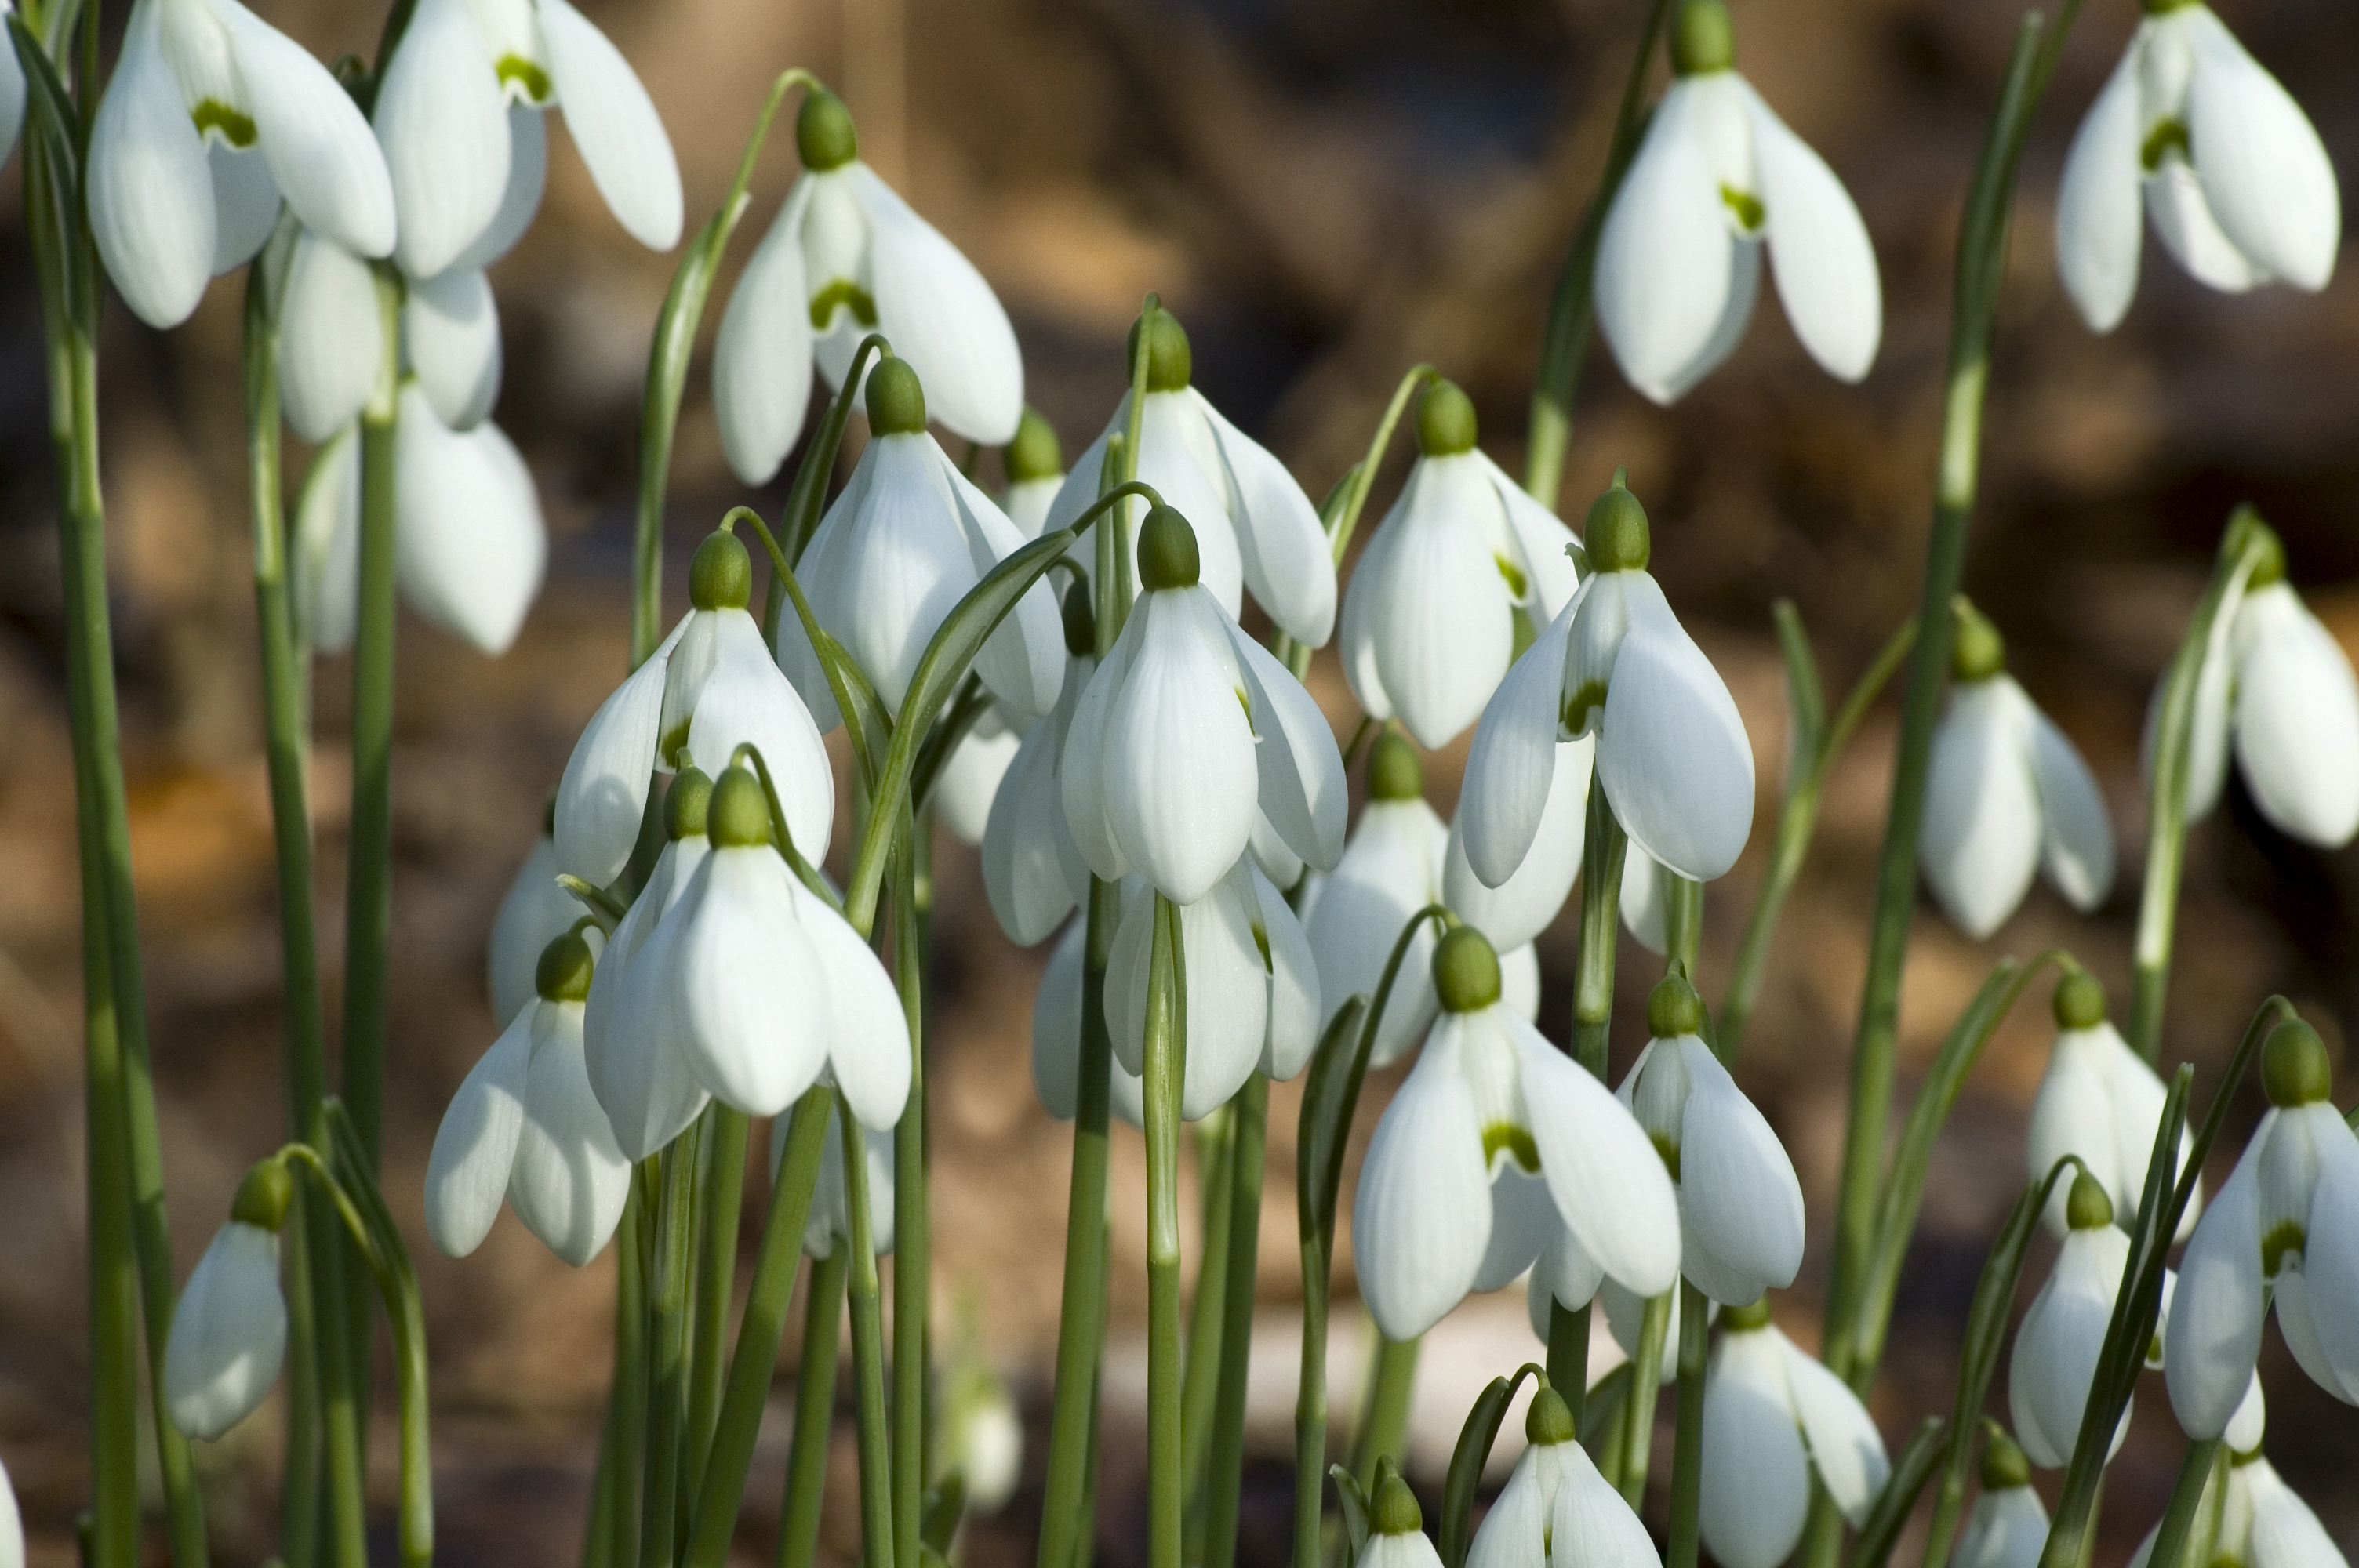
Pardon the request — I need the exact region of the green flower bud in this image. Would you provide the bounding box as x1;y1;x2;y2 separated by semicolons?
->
1721;1294;1774;1331
231;1157;293;1232
1006;407;1063;482
1950;600;2006;683
1126;311;1193;394
1527;1383;1577;1445
2263;1019;2332;1108
536;929;597;1003
1672;0;1736;73
708;766;774;849
867;356;928;435
1372;1462;1423;1537
796;85;859;172
1062;579;1097;658
1367;732;1424;802
1584;471;1652;573
1648;971;1707;1040
1138;506;1201;590
1433;926;1503;1014
691;530;753;612
1416;379;1478;458
2066;1171;2115;1231
1979;1422;2031;1490
2052;971;2107;1031
667;767;714;840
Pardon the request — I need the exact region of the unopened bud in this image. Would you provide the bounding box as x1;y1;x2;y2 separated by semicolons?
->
1979;1421;2031;1490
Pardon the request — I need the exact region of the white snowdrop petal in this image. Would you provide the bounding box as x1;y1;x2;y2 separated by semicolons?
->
1741;82;1880;382
674;851;831;1114
2271;1271;2359;1406
1955;1486;2049;1568
1600;1277;1683;1385
2146;156;2267;292
0;31;24;172
1655;235;1761;405
554;618;683;884
1701;1330;1812;1568
1778;1329;1890;1522
292;426;361;652
1595;79;1739;405
2183;7;2339;293
2024;695;2115;913
1140;870;1270;1120
2095;1024;2197;1238
424;1009;533;1257
1514;1018;1681;1297
2246;1461;2349;1568
2055;41;2146;332
810;434;977;713
536;0;682;251
508;1001;632;1265
1194;390;1335;648
0;1454;19;1568
1134;394;1247;617
1919;679;2041;939
1550;1443;1661;1568
933;724;1020;847
798;884;914;1131
582;840;711;1159
2026;1027;2122;1232
1252;862;1323;1082
1597;575;1756;882
1675;1038;1805;1300
2294;1124;2359;1399
1059;633;1135;884
210;0;395;256
1362;1532;1447;1568
1475;452;1584;625
394;390;547;654
374;0;511;278
89;3;216;328
1354;459;1515;748
1030;921;1087;1121
941;454;1067;719
1461;599;1578;887
1307;799;1445;1065
711;185;819;485
1447;737;1591;953
449;104;548;271
2165;1145;2267;1439
2012;1228;2132;1468
1350;1029;1493;1341
1466;1447;1549;1568
983;677;1085;943
1103;594;1259;904
851;166;1022;445
1339;503;1401;727
2223;1376;2267;1454
489;836;578;1023
164;1222;287;1439
2232;585;2359;848
1618;842;1671;956
1499;943;1541;1023
405;267;503;430
1474;1164;1558;1294
682;612;836;867
207;144;280;274
1537;1222;1606;1316
278;230;386;444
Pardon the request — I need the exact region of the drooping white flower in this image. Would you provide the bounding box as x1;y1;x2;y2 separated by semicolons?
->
714;85;1021;479
2128;1385;2343;1568
981;584;1098;945
2167;1019;2359;1436
1000;407;1067;536
1460;477;1754;892
2009;1173;2136;1468
2056;4;2337;334
775;356;1064;733
275;225;503;439
1467;1383;1659;1568
1700;1298;1891;1568
1954;1428;2048;1568
164;1161;292;1439
488;810;580;1023
1445;733;1592;956
1358;1469;1445;1568
1038;313;1335;649
1351;927;1679;1341
779;1109;896;1259
1340;379;1583;748
553;528;833;887
88;0;396;328
2027;972;2197;1238
1620;974;1806;1305
1918;610;2114;940
1593;0;1880;404
1061;506;1346;906
373;0;680;279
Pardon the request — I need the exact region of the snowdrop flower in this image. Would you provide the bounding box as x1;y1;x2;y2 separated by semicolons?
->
1103;858;1319;1120
1594;0;1880;403
489;801;580;1023
1619;974;1806;1304
2166;1019;2359;1436
714;85;1022;480
1701;1297;1891;1568
2028;972;2197;1238
1358;1468;1444;1568
2155;528;2359;849
2056;2;2337;333
933;713;1023;847
1039;313;1335;648
554;528;833;887
583;769;713;1159
781;1111;896;1259
1443;731;1593;956
289;385;548;656
165;1158;291;1439
277;226;503;440
776;357;1064;731
1557;1278;1710;1387
373;0;681;279
1340;380;1583;748
1031;919;1148;1129
1000;408;1067;535
1351;927;1679;1341
2009;1173;2136;1467
1954;1428;2048;1568
982;583;1098;945
1062;506;1347;906
1467;1383;1659;1568
1461;476;1755;893
2128;1386;2341;1568
1919;605;2114;939
425;927;631;1265
88;0;396;328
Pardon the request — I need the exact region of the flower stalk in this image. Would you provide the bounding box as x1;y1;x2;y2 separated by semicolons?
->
1146;892;1189;1568
841;1091;898;1568
1667;1279;1711;1568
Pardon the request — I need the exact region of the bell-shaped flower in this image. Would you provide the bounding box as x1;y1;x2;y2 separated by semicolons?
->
89;0;396;328
553;529;833;887
426;928;631;1265
1619;973;1805;1305
1919;608;2114;940
1359;1468;1445;1568
489;804;580;1023
714;85;1023;480
2129;1384;2342;1568
1000;407;1067;535
1594;0;1880;403
1340;379;1583;748
1040;313;1335;648
933;713;1023;848
778;1110;896;1259
2056;3;2337;333
1461;477;1754;893
582;770;714;1159
1351;927;1679;1341
2027;972;2197;1238
776;356;1064;731
2009;1173;2136;1468
276;226;503;440
1700;1297;1891;1568
1104;858;1319;1120
1304;734;1451;1067
1467;1383;1659;1568
1032;917;1149;1128
165;1160;292;1439
2166;1019;2359;1436
1061;506;1347;906
982;582;1099;944
373;0;680;279
1954;1428;2048;1568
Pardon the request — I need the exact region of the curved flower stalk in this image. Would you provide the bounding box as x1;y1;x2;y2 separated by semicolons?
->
488;805;579;1022
88;0;395;328
424;927;631;1266
1339;379;1583;748
1467;1382;1659;1568
1039;312;1335;648
164;1160;291;1439
582;768;713;1158
1594;0;1881;403
783;1110;896;1258
373;0;682;279
2008;1172;2136;1468
1619;973;1806;1305
1061;506;1347;906
2028;972;2197;1238
1699;1296;1891;1568
2167;1019;2359;1436
1001;406;1068;535
553;528;832;887
1918;604;2114;939
290;384;549;656
278;226;503;439
2057;2;2338;333
982;581;1098;944
775;356;1065;731
1460;474;1754;891
1351;926;1678;1341
1954;1427;2048;1568
2128;1385;2342;1568
714;85;1023;479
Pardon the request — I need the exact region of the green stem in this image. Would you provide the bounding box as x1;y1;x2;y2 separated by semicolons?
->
1574;784;1630;1078
776;1248;849;1568
1666;874;1702;982
2146;1443;2223;1568
1348;1334;1422;1491
1293;1221;1333;1568
685;1107;751;1504
612;1184;650;1568
1667;1281;1709;1568
1201;1073;1269;1568
841;1092;897;1568
642;1123;704;1568
1146;894;1188;1568
1181;1104;1238;1521
1619;1291;1670;1510
281;1185;322;1568
1547;1301;1591;1432
891;846;929;1568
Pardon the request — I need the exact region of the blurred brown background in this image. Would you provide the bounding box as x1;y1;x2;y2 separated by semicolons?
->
2;0;2358;1562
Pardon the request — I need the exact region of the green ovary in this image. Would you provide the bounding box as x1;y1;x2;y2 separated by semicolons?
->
1483;1123;1539;1174
191;100;257;149
809;279;880;332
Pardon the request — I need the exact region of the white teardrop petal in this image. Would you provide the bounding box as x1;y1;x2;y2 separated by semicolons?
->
1595;79;1739;406
489;835;578;1023
164;1222;287;1440
1103;593;1259;905
1777;1328;1890;1522
2165;1144;2267;1439
449;105;549;271
554;618;683;885
508;1001;631;1265
2183;6;2339;292
405;267;503;430
849;166;1022;445
2231;584;2359;848
1919;679;2041;939
1700;1330;1812;1568
1350;1028;1493;1341
1740;82;1881;382
278;230;386;443
682;612;836;866
1195;390;1335;649
2055;39;2147;332
672;850;830;1114
2024;693;2116;913
424;1009;533;1257
1597;575;1755;882
89;3;216;328
1460;598;1578;888
1551;1443;1661;1568
798;882;913;1131
373;0;511;278
394;391;547;655
1674;1038;1805;1301
207;143;281;274
536;0;682;251
1514;1018;1681;1297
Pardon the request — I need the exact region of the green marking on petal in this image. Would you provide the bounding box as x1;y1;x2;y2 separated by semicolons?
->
659;719;692;773
1561;680;1608;735
1493;553;1529;601
1720;183;1765;234
809;279;880;332
2261;1220;2306;1279
1650;1131;1682;1181
1250;920;1272;971
496;55;554;105
1482;1123;1540;1174
2142;118;2191;173
191;100;257;148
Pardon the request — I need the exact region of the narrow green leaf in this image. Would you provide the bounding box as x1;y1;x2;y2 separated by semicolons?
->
1579;1362;1632;1462
1330;1463;1371;1563
1440;1367;1542;1568
920;1472;965;1554
911;673;992;815
1772;600;1826;776
9;17;80;172
1297;997;1371;1267
1844;1415;1945;1568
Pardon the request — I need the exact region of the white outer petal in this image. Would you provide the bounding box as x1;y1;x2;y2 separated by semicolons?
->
1031;920;1086;1121
405;267;503;430
1103;870;1267;1120
1673;1036;1805;1301
1348;457;1514;748
1595;78;1738;406
89;2;215;328
1445;735;1589;954
1460;597;1578;887
1132;393;1246;617
2245;1460;2348;1568
1194;389;1335;648
1739;80;1880;381
1514;1017;1681;1297
394;390;547;654
278;230;384;444
2294;1123;2359;1400
1955;1486;2049;1568
1701;1329;1812;1568
374;0;511;278
1060;622;1138;884
164;1222;287;1439
2183;6;2339;292
1475;450;1583;625
2024;691;2116;913
1307;798;1445;1065
681;611;836;866
1919;678;2040;939
424;1008;532;1256
583;837;711;1159
1596;574;1755;882
2232;583;2359;848
209;0;394;256
489;835;577;1023
672;849;831;1114
2165;1142;2266;1439
1467;1446;1549;1568
983;666;1087;944
1618;842;1671;957
2026;1025;2123;1232
852;165;1022;445
1550;1443;1660;1568
554;618;683;884
508;1000;632;1265
448;104;548;271
798;885;913;1131
2146;155;2266;292
940;450;1067;719
207;144;281;274
536;0;682;251
1350;1026;1492;1340
1256;861;1322;1081
2055;38;2146;332
1776;1327;1889;1522
1103;592;1259;904
1474;1164;1558;1294
712;183;819;485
